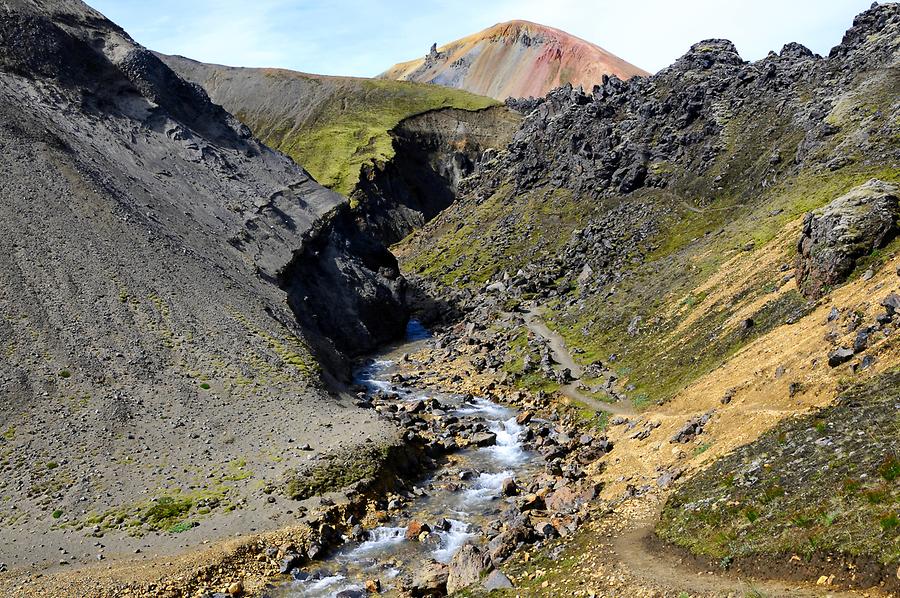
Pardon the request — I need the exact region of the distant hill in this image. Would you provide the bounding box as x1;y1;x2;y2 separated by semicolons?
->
161;55;497;196
380;20;648;100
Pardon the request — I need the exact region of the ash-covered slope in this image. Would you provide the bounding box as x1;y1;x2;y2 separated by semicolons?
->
0;0;405;573
381;20;648;101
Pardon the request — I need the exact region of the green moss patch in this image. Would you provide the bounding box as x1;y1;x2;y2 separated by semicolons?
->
237;77;496;197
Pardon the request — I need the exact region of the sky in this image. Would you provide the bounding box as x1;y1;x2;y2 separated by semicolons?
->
88;0;875;77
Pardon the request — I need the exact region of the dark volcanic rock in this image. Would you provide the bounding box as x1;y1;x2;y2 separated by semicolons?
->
796;180;899;298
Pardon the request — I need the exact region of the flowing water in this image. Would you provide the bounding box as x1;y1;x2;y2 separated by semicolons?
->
273;321;541;597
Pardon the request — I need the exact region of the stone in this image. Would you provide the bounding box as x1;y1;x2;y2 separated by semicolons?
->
796;180;899;298
405;520;431;541
536;521;559;539
519;493;545;511
447;543;488;593
500;478;518;496
488;524;532;564
410;560;449;596
671;411;713;443
828;347;854;367
483;570;514;590
365;579;381;593
469;431;497;447
279;552;303;574
882;292;900;315
227;581;244;597
546;485;579;513
335;591;365;598
853;328;871;353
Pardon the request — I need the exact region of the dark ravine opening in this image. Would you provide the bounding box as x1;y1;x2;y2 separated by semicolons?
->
278;205;408;378
351;105;522;246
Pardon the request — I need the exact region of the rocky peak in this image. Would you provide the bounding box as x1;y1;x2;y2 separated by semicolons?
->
779;42;816;60
671;39;745;71
830;1;900;57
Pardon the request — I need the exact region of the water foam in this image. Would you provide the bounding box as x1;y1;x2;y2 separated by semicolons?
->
431;519;473;563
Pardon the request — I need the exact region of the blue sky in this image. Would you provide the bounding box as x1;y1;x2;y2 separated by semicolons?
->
89;0;874;76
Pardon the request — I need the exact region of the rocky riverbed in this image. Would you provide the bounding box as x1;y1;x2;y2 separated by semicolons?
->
259;321;615;597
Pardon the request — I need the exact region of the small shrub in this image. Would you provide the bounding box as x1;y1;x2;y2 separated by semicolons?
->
880;514;899;531
59;370;71;379
877;455;900;481
52;509;63;519
142;496;192;528
199;382;211;390
45;461;58;469
863;488;888;505
167;520;196;534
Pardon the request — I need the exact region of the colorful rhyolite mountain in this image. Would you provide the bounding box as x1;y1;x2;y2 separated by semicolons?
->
381;20;649;100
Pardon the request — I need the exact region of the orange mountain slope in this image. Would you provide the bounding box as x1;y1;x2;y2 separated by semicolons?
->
380;20;649;100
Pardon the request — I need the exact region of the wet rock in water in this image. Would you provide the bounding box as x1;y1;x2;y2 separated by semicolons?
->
405;520;432;541
500;477;518;496
469;431;497;447
364;579;381;593
447;543;489;593
796;179;899;298
516;410;534;425
410;560;449;596
279;552;303;574
433;517;452;531
335;590;366;598
828;347;854;367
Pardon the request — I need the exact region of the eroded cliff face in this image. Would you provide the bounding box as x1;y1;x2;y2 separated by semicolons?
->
351;106;522;245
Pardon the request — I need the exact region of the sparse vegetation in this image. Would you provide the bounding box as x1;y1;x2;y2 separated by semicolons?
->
658;369;900;567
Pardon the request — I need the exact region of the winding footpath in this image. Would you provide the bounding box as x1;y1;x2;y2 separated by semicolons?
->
520;306;881;597
523;306;637;417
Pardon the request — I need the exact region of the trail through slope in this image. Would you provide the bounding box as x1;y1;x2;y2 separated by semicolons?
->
524;306;636;416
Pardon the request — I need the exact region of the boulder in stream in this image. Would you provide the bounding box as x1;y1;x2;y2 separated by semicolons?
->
447;543;489;593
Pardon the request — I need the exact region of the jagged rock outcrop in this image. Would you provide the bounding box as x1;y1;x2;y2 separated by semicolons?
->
0;0;405;574
351;106;521;244
796;179;899;298
401;3;900;299
381;20;648;101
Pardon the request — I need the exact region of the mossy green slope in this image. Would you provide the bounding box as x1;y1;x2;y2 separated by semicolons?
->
160;55;497;196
